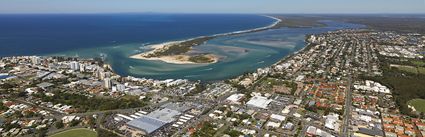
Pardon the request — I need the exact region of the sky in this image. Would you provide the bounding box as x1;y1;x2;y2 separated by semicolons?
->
0;0;424;14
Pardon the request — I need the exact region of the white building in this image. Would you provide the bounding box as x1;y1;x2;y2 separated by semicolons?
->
324;113;340;131
31;56;42;65
104;78;112;89
270;114;286;122
226;94;245;104
246;96;272;109
69;61;80;71
79;63;86;72
116;84;125;92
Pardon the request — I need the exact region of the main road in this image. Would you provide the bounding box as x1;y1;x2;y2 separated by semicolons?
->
341;67;354;136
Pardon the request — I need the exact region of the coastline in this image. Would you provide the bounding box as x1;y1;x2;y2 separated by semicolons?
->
130;15;282;64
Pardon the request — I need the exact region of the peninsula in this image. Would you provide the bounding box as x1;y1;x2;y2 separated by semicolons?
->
130;15;282;64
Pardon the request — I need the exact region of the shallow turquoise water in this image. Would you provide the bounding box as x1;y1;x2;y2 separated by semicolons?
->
52;20;364;81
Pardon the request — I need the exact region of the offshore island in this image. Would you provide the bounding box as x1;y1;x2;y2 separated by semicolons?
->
130;16;282;64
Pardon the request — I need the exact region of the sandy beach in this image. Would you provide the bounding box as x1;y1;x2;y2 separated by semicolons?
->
141;41;183;56
130;54;218;64
130;40;219;64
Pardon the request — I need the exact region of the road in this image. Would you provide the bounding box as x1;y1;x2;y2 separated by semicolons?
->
341;72;354;137
12;98;64;116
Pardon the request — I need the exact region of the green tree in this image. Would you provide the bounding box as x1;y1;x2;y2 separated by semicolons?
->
69;120;80;127
87;116;96;128
55;121;64;129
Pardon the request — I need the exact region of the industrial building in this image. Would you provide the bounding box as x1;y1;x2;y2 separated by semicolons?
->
125;107;182;135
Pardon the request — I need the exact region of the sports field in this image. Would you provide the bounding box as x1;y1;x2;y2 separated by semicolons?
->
50;128;97;137
408;99;425;113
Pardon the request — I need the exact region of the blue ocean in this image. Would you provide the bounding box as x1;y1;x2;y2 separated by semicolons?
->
0;14;274;57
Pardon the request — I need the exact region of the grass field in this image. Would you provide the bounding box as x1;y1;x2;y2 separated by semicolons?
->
391;64;425;75
50;128;97;137
418;67;425;75
412;61;425;66
395;65;418;74
408;99;425;113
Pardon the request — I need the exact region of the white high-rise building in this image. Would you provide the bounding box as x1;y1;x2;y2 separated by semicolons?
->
116;84;125;92
69;61;80;71
104;78;112;89
31;56;41;65
99;71;106;80
79;63;86;72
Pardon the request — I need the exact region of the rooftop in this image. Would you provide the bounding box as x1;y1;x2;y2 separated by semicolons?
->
126;108;181;134
246;96;272;109
127;116;168;134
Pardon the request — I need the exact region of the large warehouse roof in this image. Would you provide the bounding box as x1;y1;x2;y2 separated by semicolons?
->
246;96;272;109
126;108;181;134
127;116;168;134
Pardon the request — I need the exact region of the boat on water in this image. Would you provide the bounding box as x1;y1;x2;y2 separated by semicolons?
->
0;73;9;79
203;68;213;71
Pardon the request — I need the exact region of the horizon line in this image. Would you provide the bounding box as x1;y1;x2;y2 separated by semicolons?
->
0;12;424;15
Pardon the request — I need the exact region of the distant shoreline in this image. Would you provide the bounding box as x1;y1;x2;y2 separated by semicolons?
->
130;15;282;64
